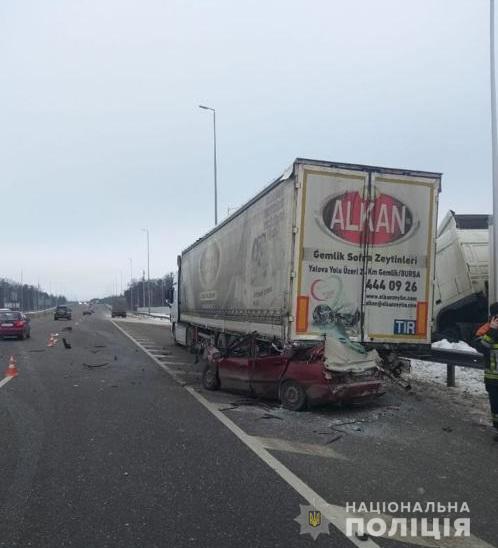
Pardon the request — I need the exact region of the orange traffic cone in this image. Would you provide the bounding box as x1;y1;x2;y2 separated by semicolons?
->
5;355;17;377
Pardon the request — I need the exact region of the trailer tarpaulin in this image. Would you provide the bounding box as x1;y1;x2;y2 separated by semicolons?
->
323;329;380;373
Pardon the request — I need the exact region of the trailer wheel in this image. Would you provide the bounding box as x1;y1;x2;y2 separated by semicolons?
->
202;365;220;391
279;381;307;411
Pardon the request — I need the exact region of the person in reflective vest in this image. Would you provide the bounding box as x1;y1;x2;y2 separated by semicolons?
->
478;302;498;435
475;302;498;338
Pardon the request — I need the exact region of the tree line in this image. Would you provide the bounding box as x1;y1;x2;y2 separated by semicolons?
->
99;273;174;310
0;279;66;311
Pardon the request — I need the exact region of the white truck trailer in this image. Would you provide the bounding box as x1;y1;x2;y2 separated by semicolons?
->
433;211;489;342
171;158;441;365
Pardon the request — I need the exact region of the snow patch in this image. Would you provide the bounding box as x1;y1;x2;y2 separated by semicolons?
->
431;339;478;353
410;359;485;397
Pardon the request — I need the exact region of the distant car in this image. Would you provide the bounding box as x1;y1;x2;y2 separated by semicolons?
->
82;309;93;316
54;305;72;320
0;311;31;340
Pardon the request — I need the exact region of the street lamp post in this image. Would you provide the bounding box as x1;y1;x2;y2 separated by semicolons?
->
199;104;218;225
142;228;151;313
491;0;498;302
142;270;146;308
129;258;134;311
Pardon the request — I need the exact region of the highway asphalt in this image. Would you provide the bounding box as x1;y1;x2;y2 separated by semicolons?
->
1;305;497;547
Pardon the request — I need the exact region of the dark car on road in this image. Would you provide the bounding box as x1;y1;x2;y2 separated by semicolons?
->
0;311;31;340
54;305;72;321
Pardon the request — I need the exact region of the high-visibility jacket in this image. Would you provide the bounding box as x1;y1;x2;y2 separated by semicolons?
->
480;330;498;381
476;322;491;338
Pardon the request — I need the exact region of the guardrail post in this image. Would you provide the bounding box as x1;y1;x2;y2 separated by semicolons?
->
446;364;456;387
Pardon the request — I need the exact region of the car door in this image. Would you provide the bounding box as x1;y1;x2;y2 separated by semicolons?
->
217;336;253;393
218;356;251;393
250;355;287;399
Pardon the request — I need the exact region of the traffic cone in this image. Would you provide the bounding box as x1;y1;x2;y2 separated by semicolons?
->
5;355;17;377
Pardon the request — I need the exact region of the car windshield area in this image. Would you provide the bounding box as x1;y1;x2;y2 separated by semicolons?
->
0;312;22;321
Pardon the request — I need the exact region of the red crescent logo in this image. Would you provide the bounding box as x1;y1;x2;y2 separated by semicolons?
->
310;279;325;301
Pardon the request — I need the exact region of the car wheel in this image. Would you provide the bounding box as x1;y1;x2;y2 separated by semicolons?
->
279;380;307;411
202;365;220;391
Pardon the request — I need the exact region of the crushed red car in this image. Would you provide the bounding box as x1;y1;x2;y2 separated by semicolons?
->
202;333;384;411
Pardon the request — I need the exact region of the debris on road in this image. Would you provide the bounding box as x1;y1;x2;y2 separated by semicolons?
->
83;362;110;368
325;435;343;444
62;338;72;349
257;413;283;421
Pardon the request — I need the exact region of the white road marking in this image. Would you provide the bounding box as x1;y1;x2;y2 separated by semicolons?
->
0;376;14;388
185;386;380;547
111;321;187;386
254;436;348;460
110;320;495;548
111;320;377;547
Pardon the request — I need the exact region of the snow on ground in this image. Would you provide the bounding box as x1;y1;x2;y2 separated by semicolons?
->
410;359;485;397
431;338;478;353
110;314;171;326
408;357;491;427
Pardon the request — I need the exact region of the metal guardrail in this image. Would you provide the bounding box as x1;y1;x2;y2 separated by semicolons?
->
406;347;485;387
25;307;56;319
429;348;484;370
132;311;170;320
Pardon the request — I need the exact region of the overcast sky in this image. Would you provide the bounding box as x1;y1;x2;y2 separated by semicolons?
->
0;0;494;299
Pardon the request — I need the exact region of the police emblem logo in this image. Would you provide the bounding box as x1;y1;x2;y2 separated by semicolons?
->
295;504;330;540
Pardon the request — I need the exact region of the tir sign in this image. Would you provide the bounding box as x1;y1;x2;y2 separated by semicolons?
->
393;319;416;335
322;190;414;246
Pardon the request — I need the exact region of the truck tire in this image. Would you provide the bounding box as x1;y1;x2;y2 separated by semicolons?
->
279;380;307;411
202;365;220;391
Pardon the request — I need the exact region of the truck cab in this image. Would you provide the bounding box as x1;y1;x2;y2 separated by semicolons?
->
433;211;489;341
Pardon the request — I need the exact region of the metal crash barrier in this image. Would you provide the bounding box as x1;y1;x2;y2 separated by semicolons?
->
406;348;484;387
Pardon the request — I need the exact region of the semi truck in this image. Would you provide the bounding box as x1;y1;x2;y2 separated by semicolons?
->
433;211;489;342
171;159;441;408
